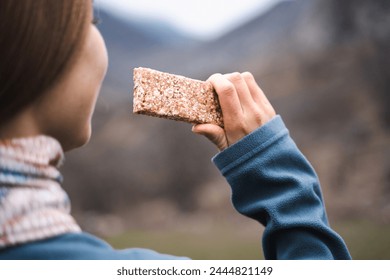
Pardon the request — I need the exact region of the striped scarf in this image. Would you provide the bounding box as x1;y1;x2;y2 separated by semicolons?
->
0;136;81;248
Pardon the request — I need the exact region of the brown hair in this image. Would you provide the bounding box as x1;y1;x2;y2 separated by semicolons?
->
0;0;91;122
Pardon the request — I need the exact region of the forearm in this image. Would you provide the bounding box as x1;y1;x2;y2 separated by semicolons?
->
213;116;351;260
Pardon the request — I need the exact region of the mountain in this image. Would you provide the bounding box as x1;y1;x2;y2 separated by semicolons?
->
92;9;201;101
96;8;195;50
62;0;390;235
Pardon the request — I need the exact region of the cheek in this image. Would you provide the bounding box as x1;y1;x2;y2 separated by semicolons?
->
45;73;101;151
38;26;108;151
57;93;94;150
73;80;100;136
73;28;108;130
79;27;107;120
70;41;108;149
92;26;108;84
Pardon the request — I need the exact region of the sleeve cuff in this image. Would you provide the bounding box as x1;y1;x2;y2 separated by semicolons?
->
212;115;289;174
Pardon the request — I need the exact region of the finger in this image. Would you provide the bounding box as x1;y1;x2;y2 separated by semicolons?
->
241;72;276;125
192;124;228;151
208;73;243;124
224;72;256;113
241;72;270;107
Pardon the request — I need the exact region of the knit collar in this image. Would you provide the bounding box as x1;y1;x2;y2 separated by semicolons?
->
0;135;81;248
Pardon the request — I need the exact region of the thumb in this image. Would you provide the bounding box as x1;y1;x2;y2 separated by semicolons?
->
192;124;228;151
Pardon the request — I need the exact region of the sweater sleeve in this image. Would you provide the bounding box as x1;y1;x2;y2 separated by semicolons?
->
212;115;351;260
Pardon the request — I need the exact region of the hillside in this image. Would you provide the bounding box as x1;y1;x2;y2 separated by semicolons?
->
62;0;390;235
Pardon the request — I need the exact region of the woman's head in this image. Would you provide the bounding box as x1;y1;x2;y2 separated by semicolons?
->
0;0;108;151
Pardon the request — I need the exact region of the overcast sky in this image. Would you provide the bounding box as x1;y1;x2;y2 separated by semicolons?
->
97;0;283;40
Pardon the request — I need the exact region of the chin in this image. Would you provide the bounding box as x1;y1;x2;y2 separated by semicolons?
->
62;126;92;152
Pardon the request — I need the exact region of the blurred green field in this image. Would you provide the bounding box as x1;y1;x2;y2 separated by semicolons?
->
334;221;390;260
106;220;390;259
106;228;263;259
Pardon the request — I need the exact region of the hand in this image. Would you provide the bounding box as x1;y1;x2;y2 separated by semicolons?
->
192;72;276;151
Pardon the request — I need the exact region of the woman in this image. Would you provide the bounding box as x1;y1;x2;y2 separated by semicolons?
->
0;0;351;259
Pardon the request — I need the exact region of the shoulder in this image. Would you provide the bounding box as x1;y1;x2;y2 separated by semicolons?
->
0;232;188;260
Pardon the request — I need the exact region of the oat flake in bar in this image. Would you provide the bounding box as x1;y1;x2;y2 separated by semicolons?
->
133;67;223;127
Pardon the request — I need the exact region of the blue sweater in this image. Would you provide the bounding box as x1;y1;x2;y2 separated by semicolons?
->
0;116;351;260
